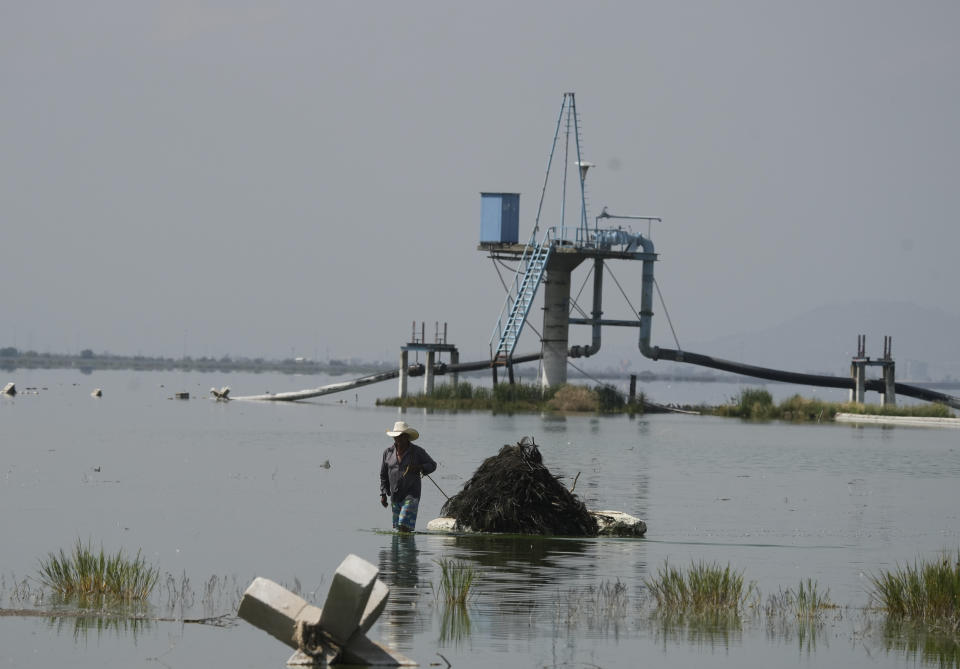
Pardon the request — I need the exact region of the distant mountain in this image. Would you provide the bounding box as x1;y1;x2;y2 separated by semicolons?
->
681;300;960;381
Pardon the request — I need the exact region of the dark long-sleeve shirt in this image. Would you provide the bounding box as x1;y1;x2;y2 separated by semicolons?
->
380;443;437;501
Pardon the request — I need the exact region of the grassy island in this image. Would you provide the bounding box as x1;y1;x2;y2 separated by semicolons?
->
378;382;955;422
709;388;954;421
376;381;645;414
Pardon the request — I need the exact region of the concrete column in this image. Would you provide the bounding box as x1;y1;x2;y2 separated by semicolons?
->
851;361;866;404
425;350;435;395
540;267;571;388
398;350;408;399
883;362;896;406
450;349;459;388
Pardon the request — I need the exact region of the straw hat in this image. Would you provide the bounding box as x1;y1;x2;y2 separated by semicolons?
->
386;421;419;440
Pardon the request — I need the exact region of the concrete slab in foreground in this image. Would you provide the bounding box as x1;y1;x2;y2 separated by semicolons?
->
238;554;415;666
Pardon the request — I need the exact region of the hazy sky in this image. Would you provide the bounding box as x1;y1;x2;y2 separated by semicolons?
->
3;1;958;366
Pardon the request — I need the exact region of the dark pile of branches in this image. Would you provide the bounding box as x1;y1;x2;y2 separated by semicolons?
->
441;438;598;536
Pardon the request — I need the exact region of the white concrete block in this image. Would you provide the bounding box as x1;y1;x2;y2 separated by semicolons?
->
358;579;389;634
237;577;309;649
319;554;379;644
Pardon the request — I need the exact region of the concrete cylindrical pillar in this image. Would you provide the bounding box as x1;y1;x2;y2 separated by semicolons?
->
883;362;896;406
540;267;571;388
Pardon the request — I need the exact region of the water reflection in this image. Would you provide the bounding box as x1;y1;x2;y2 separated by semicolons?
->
377;534;428;646
648;610;744;650
436;534;596;641
880;618;960;668
539;414;567;432
553;580;630;640
764;612;827;654
47;613;152;642
440;534;594;579
438;602;472;647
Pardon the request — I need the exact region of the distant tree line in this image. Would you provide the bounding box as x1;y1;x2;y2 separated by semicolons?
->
0;346;391;376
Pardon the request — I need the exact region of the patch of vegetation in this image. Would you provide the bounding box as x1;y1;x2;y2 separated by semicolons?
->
766;579;835;619
644;560;757;614
712;388;776;419
837;401;954;418
434;558;477;605
555;580;630;633
594;384;626;412
711;388;955;422
37;540;159;603
546;384;598;411
377;381;645;415
869;550;960;637
377;381;552;411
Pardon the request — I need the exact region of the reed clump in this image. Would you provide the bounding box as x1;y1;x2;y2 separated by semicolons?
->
766;579;834;619
868;550;960;636
434;557;477;605
37;539;159;602
545;384;598;412
645;560;756;613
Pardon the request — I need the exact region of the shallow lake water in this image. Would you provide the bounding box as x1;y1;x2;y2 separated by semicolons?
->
1;368;958;668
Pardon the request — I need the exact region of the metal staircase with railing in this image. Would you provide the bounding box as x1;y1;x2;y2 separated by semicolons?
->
489;229;555;364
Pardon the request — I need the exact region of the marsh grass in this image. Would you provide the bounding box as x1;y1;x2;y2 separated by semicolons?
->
37;539;158;602
434;558;477;605
1;574;43;607
869;550;960;636
767;579;835;619
377;381;554;411
556;580;630;633
545;384;598;412
645;560;757;613
713;388;954;422
378;381;649;414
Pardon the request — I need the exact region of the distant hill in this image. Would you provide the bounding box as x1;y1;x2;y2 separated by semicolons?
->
680;300;960;381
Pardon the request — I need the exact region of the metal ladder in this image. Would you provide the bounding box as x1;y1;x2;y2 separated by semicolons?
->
490;229;554;364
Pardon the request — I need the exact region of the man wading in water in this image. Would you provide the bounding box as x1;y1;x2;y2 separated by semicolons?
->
379;421;437;532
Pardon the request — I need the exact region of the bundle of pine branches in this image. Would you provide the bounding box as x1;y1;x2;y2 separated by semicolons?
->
441;438;598;536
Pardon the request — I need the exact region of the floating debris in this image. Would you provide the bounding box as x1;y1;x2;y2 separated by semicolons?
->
440;438;599;536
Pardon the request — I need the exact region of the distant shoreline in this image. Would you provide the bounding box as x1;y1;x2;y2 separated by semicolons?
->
2;351;957;389
0;353;389;376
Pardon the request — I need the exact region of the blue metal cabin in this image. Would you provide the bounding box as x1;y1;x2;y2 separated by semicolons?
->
480;192;519;244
